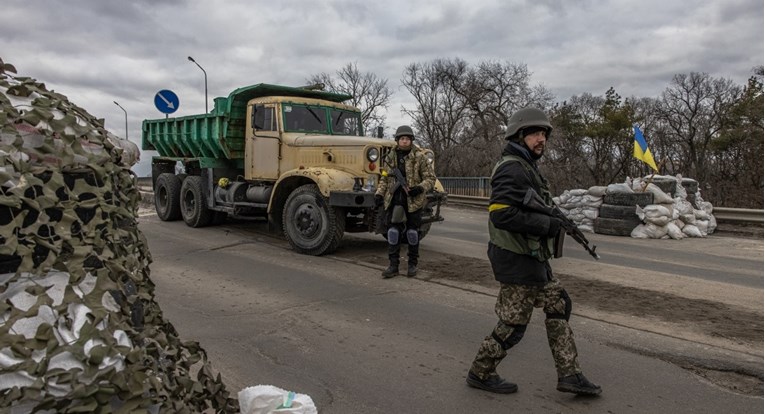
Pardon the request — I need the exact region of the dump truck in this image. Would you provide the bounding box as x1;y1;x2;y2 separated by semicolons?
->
142;83;446;255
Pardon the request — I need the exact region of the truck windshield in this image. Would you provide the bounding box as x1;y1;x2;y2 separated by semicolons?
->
283;105;327;133
330;109;362;136
282;104;363;136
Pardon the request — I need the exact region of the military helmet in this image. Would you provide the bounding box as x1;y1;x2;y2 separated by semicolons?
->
505;107;553;140
394;125;415;141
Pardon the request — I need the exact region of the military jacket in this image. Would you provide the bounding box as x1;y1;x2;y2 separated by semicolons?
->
487;142;559;285
376;145;436;212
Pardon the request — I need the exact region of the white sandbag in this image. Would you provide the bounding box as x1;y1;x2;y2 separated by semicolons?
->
588;186;607;197
583;207;599;220
636;205;672;226
646;215;671;226
239;385;317;414
696;220;710;236
640;204;671;219
708;215;717;234
666;222;685;239
680;213;696;225
674;175;687;199
674;199;694;215
582;195;603;208
631;224;650;238
674;219;685;230
644;183;674;204
569;213;586;222
568;189;588;197
698;200;714;215
682;224;704;238
606;183;633;194
694;209;710;220
578;224;594;233
631;223;668;239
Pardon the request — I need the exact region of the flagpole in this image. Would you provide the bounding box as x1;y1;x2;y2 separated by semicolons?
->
641;157;667;192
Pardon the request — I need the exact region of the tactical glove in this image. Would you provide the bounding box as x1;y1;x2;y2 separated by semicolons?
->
408;186;424;197
547;217;564;237
374;194;385;207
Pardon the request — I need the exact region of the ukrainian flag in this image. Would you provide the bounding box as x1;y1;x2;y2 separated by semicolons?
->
633;125;658;171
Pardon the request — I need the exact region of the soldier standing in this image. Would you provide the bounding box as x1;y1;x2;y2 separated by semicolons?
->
374;125;436;278
465;108;602;395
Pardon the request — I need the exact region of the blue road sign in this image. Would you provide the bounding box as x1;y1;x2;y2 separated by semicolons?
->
154;89;179;114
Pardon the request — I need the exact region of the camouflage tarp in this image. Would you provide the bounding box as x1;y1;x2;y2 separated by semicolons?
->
0;58;238;413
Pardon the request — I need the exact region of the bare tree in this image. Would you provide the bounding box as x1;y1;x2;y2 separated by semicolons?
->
654;72;741;184
307;62;393;136
401;58;552;176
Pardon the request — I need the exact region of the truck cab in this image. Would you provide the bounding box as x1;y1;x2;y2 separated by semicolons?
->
143;83;446;255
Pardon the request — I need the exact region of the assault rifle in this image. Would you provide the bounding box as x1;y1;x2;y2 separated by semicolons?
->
522;189;600;260
382;159;409;195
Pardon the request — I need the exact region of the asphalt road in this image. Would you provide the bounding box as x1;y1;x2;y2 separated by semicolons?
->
139;211;763;413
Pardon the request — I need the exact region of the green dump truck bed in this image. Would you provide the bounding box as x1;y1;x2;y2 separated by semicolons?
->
142;84;352;160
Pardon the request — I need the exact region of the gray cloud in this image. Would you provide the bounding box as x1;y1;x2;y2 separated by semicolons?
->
2;0;761;176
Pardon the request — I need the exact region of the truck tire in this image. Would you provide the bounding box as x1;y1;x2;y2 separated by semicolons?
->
599;204;640;220
155;173;182;221
180;176;213;228
602;192;653;207
283;184;345;255
594;217;640;236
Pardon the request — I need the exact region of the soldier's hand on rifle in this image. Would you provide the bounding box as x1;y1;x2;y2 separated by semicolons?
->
408;185;424;197
547;217;565;237
374;194;384;207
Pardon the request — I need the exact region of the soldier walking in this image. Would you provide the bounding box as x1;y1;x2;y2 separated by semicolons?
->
465;108;602;395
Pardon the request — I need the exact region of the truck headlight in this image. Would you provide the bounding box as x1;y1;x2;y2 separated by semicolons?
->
366;147;379;162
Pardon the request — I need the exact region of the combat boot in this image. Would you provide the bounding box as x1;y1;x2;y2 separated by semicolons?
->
556;373;602;395
382;264;399;278
383;240;400;279
406;263;417;277
466;371;518;394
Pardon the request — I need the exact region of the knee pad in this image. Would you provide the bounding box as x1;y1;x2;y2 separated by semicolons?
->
406;228;419;245
491;324;527;350
387;227;400;245
545;289;572;321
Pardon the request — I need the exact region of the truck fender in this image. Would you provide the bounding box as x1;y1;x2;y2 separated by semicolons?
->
268;167;357;213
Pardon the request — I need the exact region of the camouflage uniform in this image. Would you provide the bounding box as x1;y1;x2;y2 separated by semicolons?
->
375;126;435;275
470;278;580;379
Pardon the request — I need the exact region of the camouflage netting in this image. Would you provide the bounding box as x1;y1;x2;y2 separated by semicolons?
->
0;58;238;413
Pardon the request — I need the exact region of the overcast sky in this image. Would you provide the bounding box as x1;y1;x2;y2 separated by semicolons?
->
2;0;762;176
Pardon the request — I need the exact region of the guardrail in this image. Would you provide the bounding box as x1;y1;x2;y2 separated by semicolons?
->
712;207;764;223
446;195;763;225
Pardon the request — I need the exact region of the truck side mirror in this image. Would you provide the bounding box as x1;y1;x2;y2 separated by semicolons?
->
376;126;383;138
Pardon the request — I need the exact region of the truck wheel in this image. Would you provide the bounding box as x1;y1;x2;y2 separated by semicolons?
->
155;173;182;221
283;184;345;255
180;176;213;228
